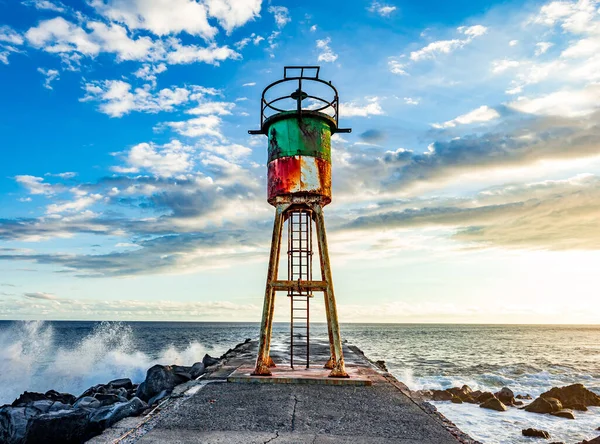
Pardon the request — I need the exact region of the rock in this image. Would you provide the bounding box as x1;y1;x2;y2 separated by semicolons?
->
190;362;205;379
550;409;575;419
477;392;495;403
172;365;193;384
451;396;463;404
375;360;388;372
447;386;477;403
108;378;133;390
540;384;600;409
576;437;600;444
135;365;176;402
93;393;121;406
148;389;170;406
522;428;550;438
480;397;507;411
25;408;90;444
116;387;129;399
74;396;101;410
495;387;515;406
517;394;533;400
11;392;48;407
524;396;563;414
44;390;76;405
0;406;40;444
514;400;524;406
431;390;453;401
89;397;147;431
202;354;219;367
571;403;589;411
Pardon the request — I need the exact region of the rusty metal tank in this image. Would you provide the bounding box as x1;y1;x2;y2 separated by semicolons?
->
249;66;351;207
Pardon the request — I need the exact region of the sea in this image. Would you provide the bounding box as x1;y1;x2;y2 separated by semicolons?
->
0;321;598;443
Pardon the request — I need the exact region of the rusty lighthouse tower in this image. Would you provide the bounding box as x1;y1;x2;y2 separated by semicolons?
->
249;66;351;378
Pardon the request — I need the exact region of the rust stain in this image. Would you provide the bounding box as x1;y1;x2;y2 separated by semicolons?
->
268;156;331;204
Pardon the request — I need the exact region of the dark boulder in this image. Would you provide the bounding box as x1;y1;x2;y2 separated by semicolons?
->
477;392;495;403
451;396;463;404
495;387;515;406
480;397;507;412
190;362;205;379
11;392;47;407
135;365;176;402
25;409;90;444
108;378;133;390
522;428;550;438
0;405;40;444
550;409;575;419
576;437;600;444
431;390;453;401
89;397;147;431
147;389;170;406
540;384;600;409
93;393;121;406
524;397;562;414
202;354;219;367
44;390;76;405
172;365;193;384
74;397;101;410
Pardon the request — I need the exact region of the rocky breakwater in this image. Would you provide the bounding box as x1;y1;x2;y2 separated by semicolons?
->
417;383;600;442
0;351;225;444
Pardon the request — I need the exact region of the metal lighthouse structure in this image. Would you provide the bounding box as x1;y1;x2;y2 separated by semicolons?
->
249;66;351;378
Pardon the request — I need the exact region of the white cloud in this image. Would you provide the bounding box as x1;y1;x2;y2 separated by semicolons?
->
509;39;519;46
316;37;338;63
535;41;553;55
0;26;24;45
80;80;194;117
133;63;167;85
508;84;600;117
22;0;65;12
24;292;58;300
368;1;397;16
162;115;224;139
388;59;408;75
268;6;291;29
205;0;261;34
90;0;217;39
410;25;487;61
561;37;600;58
47;193;103;214
201;143;252;161
15;175;54;195
432;105;499;128
37;68;60;90
242;82;256;87
310;25;317;32
165;40;240;65
340;97;384;117
113;139;194;178
491;59;520;73
187;101;235;115
404;97;419;105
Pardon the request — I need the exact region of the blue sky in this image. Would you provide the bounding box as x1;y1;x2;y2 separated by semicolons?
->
1;0;600;323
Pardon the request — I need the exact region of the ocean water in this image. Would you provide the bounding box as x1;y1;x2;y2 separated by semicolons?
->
0;321;598;443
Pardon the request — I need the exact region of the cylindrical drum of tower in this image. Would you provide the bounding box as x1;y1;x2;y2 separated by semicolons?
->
265;111;333;206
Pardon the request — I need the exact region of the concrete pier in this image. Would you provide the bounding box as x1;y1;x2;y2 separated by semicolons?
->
90;339;476;444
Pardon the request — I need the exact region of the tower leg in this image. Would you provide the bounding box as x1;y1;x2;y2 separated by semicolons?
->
312;204;348;378
253;204;287;376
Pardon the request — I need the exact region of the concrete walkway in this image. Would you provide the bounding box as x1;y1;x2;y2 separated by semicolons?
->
91;339;474;444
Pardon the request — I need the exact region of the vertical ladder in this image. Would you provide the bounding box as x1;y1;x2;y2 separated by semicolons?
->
288;210;313;369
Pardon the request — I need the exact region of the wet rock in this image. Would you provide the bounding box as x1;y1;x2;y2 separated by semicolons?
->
0;405;40;444
202;354;219;367
172;365;193;384
44;390;76;405
190;362;205;379
431;390;453;401
11;392;48;407
495;387;515;406
375;360;388;372
540;384;600;409
74;396;101;410
522;428;550;438
451;396;463;404
514;400;524;406
480;397;507;411
576;437;600;444
477;392;495;403
524;396;563;414
571;403;589;412
148;389;170;406
108;378;133;390
550;409;575;419
135;365;176;402
25;408;90;444
89;397;147;431
517;394;533;400
447;386;477;403
93;393;121;407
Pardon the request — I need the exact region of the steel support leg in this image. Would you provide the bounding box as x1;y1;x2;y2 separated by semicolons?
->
253;204;287;376
312;204;348;378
